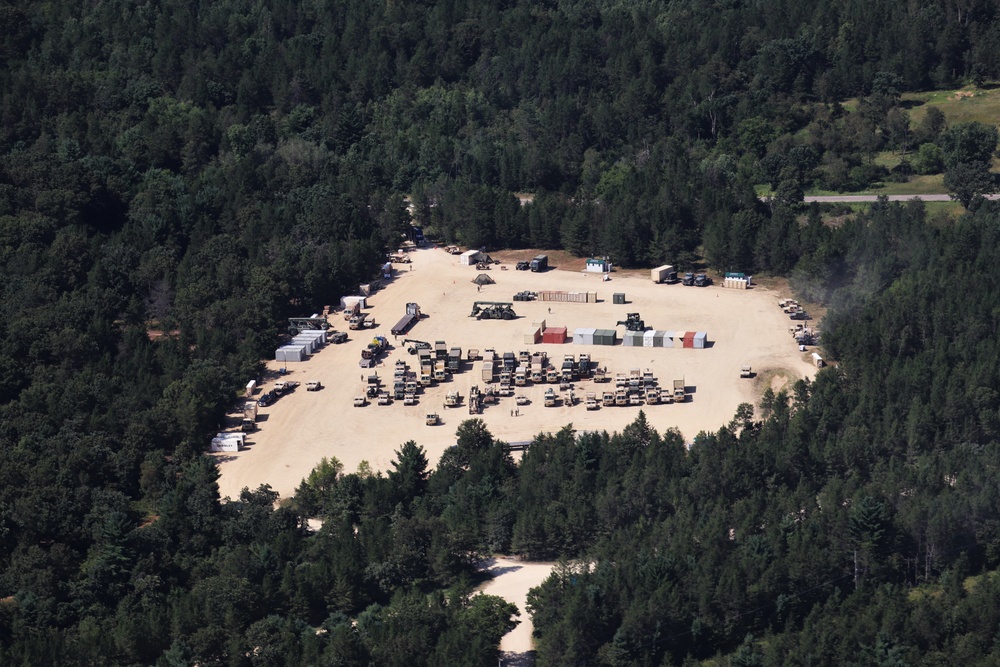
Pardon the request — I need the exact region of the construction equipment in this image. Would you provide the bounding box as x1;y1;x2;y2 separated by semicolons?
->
616;313;648;332
288;316;330;336
593;367;609;383
469;385;482;414
673;379;685;403
467;348;480;361
586;393;598;410
360;336;388;368
513;291;537;301
388;252;411;263
515;261;530;270
445;245;461;255
577;353;591;378
475;261;491;270
741;365;752;378
391;303;421;336
402;339;431;355
482;386;498;404
426;412;440;425
305;381;322;391
470;301;517;320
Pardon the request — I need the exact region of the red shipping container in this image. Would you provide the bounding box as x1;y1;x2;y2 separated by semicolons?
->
542;327;568;344
683;332;696;348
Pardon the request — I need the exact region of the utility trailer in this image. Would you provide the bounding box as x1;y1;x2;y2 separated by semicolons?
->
391;303;421;336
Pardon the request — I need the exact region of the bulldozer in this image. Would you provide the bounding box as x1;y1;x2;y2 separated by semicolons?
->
616;312;648;332
469;301;517;320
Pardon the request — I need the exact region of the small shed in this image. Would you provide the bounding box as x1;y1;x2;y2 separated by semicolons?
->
613;293;626;304
586;258;610;273
472;273;495;285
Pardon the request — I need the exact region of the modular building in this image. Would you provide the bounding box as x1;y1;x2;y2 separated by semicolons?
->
291;336;318;354
460;250;483;265
275;344;307;363
586;258;610;273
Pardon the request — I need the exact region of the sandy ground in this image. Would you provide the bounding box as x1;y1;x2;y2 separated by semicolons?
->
478;558;556;666
215;245;815;501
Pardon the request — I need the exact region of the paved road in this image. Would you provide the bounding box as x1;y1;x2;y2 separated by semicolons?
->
799;194;1000;203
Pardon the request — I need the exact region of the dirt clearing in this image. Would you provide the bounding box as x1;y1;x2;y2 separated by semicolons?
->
215;247;816;500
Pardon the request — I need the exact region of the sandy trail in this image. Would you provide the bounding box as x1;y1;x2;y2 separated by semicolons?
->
478;558;556;665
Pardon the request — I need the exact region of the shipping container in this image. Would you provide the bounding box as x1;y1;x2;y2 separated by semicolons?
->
662;331;675;348
524;328;541;344
481;361;494;381
674;331;688;346
290;336;317;354
460;250;483;265
531;319;547;331
683;332;696;348
542;327;568;344
297;329;327;344
210;437;241;452
653;331;666;347
539;290;591;303
693;331;707;349
643;330;656;347
613;293;626;304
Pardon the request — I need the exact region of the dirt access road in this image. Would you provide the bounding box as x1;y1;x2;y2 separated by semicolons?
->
215;246;816;501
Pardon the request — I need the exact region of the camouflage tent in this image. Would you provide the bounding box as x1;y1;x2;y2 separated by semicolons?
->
472;273;495;285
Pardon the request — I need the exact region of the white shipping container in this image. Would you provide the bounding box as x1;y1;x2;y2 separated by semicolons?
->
210;437;241;452
643;330;656;347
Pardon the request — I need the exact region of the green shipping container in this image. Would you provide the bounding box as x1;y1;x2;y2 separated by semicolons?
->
613;293;626;304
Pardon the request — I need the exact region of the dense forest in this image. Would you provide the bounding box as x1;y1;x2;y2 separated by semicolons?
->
4;0;1000;664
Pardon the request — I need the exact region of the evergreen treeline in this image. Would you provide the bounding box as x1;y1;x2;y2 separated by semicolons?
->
4;0;1000;664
